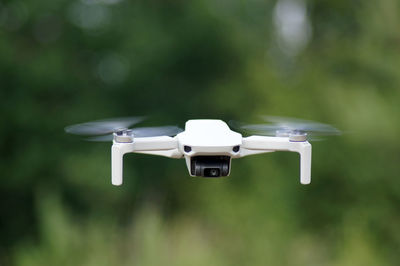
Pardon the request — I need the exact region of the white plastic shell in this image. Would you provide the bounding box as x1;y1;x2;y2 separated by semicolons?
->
176;120;242;175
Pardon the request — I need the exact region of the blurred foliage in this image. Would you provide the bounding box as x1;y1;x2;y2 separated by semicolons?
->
1;0;400;265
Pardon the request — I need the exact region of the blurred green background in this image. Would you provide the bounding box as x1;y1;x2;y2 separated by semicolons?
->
1;0;400;265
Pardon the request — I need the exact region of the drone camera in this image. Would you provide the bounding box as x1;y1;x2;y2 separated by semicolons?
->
190;156;230;177
204;168;220;177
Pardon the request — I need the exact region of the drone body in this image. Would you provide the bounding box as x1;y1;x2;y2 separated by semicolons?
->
66;116;340;186
111;119;311;186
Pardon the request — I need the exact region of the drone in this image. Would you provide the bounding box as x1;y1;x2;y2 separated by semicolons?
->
65;116;340;186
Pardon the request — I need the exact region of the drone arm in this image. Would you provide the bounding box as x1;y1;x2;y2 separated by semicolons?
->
111;136;180;186
241;136;312;184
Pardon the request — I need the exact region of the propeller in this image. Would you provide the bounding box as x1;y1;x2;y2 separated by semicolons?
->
65;117;183;141
87;126;183;142
233;115;341;141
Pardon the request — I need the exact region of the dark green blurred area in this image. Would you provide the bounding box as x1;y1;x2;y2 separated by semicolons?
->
1;0;400;265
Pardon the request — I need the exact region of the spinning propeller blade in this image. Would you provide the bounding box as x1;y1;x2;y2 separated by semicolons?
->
65;117;183;141
65;116;145;136
233;116;341;140
130;126;183;138
87;126;183;141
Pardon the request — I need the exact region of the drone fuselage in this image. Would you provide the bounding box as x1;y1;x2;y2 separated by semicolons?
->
111;119;311;185
177;120;242;177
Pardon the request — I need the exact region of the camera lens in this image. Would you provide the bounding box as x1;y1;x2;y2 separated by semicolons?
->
204;168;220;177
210;169;218;176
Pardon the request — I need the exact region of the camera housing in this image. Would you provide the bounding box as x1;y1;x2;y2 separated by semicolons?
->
190;156;231;177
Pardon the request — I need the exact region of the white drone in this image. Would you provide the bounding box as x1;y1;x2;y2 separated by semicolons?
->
65;116;340;186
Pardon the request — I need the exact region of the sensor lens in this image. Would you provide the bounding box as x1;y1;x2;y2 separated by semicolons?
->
184;145;192;152
232;145;240;152
210;169;218;176
204;168;220;177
